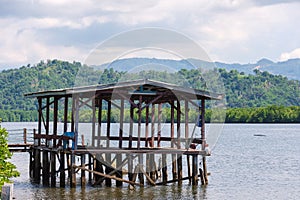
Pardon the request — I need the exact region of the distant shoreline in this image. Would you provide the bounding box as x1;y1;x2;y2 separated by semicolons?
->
1;105;299;123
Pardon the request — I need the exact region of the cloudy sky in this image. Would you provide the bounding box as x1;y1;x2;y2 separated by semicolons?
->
1;0;300;69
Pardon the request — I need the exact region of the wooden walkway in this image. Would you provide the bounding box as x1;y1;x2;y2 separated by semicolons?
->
8;143;32;152
8;128;33;152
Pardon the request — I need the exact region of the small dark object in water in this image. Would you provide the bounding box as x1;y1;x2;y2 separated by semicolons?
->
253;134;266;137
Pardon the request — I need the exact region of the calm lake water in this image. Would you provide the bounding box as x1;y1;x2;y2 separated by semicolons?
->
2;123;300;200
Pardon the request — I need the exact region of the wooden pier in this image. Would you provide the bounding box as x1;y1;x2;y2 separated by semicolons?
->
8;128;33;152
23;79;222;188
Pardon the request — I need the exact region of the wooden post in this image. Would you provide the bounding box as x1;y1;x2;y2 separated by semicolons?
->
171;102;177;180
50;151;56;187
64;97;68;133
35;98;42;184
92;97;96;147
128;154;133;182
157;103;162;147
94;154;104;185
162;154;167;184
137;95;142;150
23;128;27;144
42;150;49;186
201;98;208;184
53;97;58;147
128;102;134;183
138;161;144;185
46;97;50;148
60;151;65;187
129;104;133;149
137;96;144;185
97;98;102;148
151;104;155;147
185;100;191;183
116;99;124;187
192;155;198;185
81;154;86;187
66;153;71;180
177;100;182;185
150;104;156;181
70;153;76;188
74;95;79;150
145;105;150;183
71;97;75;132
88;154;92;183
33;148;41;183
38;98;42;146
185;100;189;147
105;100;112;187
63;96;68;188
29;146;33;178
117;99;124;186
51;97;58;187
187;155;191;184
145;105;149;147
199;166;205;185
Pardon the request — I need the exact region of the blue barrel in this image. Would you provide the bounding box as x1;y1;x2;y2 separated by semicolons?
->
63;132;75;150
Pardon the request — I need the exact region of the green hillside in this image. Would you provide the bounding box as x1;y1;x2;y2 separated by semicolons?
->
0;59;299;122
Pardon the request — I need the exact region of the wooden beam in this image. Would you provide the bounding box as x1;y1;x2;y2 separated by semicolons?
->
118;93;138;108
140;94;163;111
74;166;142;186
78;94;97;109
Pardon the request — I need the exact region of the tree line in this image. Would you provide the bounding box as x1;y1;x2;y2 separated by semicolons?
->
1;105;299;123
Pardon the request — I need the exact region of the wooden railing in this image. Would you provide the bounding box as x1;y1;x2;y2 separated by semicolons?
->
7;128;34;152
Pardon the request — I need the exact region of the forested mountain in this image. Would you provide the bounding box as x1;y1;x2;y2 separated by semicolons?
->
0;60;81;111
0;59;299;122
97;57;300;80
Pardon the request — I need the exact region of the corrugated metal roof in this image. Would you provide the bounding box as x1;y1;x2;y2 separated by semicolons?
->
24;79;223;100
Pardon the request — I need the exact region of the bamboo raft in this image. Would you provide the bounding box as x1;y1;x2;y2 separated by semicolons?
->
24;79;223;188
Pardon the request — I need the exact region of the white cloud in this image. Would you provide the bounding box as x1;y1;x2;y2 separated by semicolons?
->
1;0;300;68
279;48;300;61
0;18;87;69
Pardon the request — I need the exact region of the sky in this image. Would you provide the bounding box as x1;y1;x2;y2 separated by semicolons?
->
1;0;300;69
